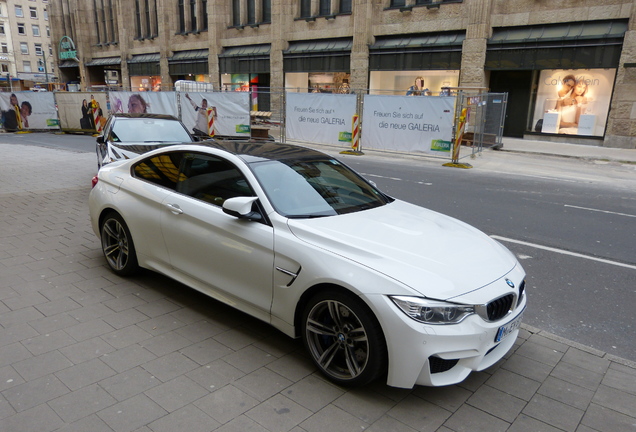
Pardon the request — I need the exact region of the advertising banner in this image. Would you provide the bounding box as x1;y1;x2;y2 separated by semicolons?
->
0;92;58;131
361;95;455;153
109;91;178;117
179;92;251;137
56;92;109;132
531;69;616;137
286;93;357;145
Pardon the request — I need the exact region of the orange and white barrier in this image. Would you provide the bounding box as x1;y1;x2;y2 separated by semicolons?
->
207;107;216;137
351;114;360;151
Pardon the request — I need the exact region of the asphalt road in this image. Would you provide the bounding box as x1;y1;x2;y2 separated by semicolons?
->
3;132;635;361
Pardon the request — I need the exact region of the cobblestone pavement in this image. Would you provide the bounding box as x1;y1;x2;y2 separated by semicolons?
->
0;143;635;432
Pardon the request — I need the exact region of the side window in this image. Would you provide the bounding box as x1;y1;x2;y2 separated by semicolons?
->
175;153;254;206
133;152;184;190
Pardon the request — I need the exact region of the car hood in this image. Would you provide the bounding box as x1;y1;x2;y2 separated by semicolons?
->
286;200;517;299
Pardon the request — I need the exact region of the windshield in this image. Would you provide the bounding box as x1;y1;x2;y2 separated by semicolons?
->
250;157;391;218
111;118;192;143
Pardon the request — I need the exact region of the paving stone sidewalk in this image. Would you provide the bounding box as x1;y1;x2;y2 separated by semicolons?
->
0;143;635;432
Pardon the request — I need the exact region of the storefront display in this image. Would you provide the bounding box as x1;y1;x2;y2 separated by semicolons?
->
130;75;162;92
532;69;616;137
285;72;352;93
369;70;459;96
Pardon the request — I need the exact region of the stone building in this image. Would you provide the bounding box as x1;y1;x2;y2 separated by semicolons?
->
49;0;636;148
0;0;55;90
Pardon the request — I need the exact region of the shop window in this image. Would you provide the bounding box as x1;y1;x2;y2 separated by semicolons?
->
30;6;38;18
32;24;40;36
339;0;352;13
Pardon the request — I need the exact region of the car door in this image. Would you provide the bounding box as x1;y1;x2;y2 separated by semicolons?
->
160;151;275;317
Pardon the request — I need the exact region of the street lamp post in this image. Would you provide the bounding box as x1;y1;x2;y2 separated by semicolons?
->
38;50;49;90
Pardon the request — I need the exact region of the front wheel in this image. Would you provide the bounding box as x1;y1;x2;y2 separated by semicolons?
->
301;290;387;386
100;212;139;276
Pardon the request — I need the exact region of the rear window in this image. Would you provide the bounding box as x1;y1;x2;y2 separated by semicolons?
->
111;118;192;143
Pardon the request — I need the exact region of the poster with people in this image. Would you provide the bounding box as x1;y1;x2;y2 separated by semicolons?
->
532;69;616;137
55;92;109;132
179;92;251;138
0;92;58;131
109;91;178;117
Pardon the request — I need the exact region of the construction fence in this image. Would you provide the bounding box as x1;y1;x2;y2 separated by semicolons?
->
0;88;506;163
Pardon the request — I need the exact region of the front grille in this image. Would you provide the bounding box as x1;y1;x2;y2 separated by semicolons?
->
429;356;459;374
487;294;514;321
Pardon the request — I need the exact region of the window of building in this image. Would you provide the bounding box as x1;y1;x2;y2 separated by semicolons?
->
43;7;48;20
202;0;208;30
300;0;311;18
232;0;240;26
247;0;255;25
1;43;8;54
46;26;50;37
178;0;186;33
0;24;4;35
1;64;8;73
15;5;24;17
390;0;406;6
190;0;197;30
23;60;31;72
30;6;38;18
134;0;142;39
34;43;43;55
339;0;352;13
319;0;330;16
17;23;26;34
32;24;40;36
20;42;29;54
263;0;271;22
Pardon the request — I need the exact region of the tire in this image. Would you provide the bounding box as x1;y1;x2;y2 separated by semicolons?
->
301;289;387;386
100;212;139;276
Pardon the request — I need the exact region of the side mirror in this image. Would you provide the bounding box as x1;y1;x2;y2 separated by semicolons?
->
222;197;262;221
96;135;105;144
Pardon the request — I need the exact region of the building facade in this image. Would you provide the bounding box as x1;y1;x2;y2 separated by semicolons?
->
1;0;55;90
49;0;636;148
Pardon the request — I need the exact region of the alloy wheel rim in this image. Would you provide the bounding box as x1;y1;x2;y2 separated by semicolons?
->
305;299;369;380
102;219;129;271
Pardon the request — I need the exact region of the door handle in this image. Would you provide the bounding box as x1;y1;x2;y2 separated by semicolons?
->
165;203;183;214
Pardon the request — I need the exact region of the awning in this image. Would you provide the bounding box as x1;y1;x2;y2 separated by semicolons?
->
168;49;209;62
369;31;465;70
370;31;465;52
85;57;121;67
220;44;270;58
285;38;352;54
127;53;160;63
284;38;352;73
486;20;628;70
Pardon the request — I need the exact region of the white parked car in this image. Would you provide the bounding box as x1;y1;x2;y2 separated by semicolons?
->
88;141;526;388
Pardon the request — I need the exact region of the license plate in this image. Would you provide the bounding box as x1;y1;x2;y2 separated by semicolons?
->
495;311;523;343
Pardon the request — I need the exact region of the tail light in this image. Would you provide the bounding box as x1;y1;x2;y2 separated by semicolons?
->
91;176;98;188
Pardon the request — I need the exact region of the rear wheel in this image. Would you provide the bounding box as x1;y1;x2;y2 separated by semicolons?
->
301;290;387;386
100;212;139;276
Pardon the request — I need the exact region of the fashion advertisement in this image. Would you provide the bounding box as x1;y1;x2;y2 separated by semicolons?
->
179;92;251;138
0;92;58;131
532;69;616;137
56;92;109;132
109;91;179;117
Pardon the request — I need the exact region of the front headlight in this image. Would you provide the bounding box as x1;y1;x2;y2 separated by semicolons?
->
390;296;475;325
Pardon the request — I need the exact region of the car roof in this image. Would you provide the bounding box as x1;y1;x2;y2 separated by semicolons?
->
193;139;331;163
111;113;180;121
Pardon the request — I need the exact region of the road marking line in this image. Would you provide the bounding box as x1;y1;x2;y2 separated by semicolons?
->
491;235;636;270
564;204;636;218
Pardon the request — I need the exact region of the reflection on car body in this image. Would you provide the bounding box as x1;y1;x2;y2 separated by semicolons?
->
89;141;526;389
